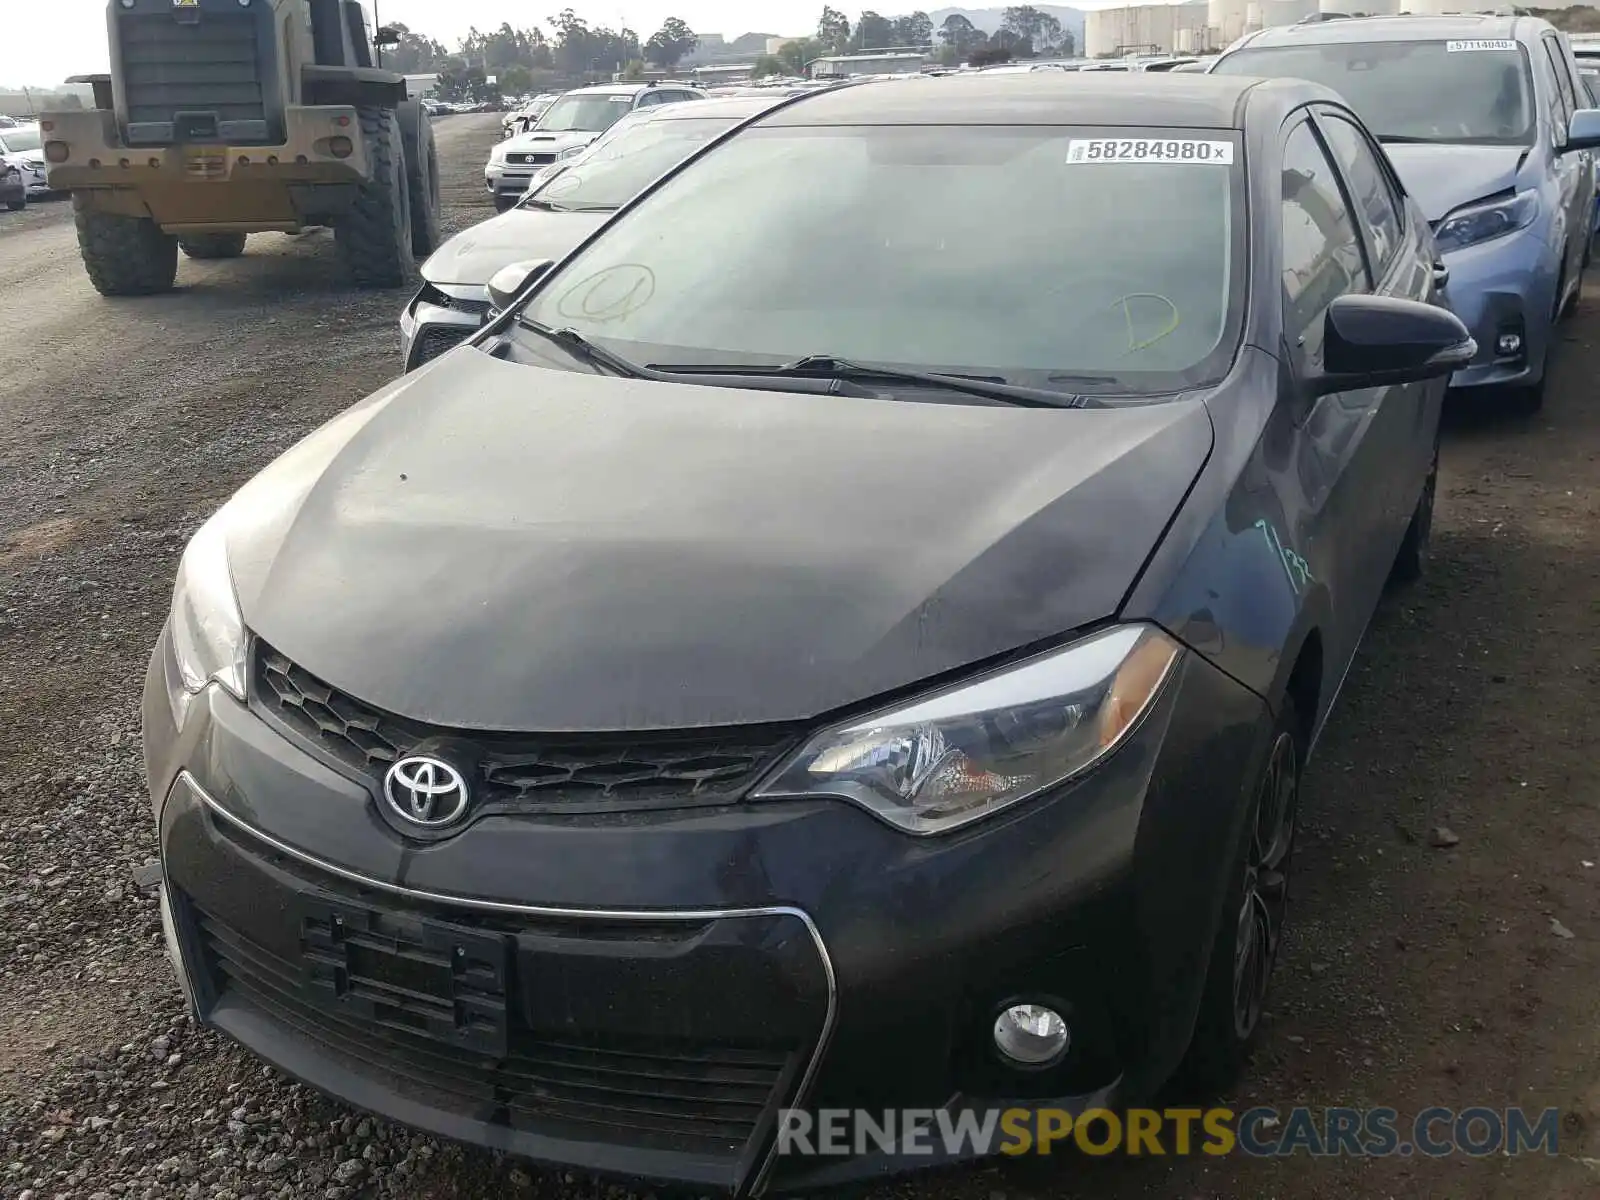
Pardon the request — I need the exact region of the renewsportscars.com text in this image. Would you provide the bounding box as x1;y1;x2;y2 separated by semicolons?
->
775;1106;1562;1159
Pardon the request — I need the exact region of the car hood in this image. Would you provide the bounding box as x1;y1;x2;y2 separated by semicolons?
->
502;129;601;154
1382;143;1528;223
224;353;1214;731
420;209;611;285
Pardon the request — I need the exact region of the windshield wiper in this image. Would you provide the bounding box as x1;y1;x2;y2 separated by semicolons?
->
1374;134;1436;144
512;321;877;396
652;355;1088;408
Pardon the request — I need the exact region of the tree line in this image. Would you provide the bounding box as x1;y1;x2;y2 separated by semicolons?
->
379;6;1077;100
754;6;1075;77
379;9;701;100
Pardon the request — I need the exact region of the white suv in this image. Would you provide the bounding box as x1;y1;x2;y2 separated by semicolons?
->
485;81;704;211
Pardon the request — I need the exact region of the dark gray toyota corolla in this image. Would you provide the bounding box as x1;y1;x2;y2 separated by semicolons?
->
143;74;1472;1194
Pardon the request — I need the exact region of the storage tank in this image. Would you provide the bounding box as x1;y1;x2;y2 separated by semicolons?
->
1264;0;1317;26
1246;2;1263;29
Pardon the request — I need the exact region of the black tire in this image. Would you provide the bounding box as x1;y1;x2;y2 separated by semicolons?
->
493;194;517;213
1509;378;1546;414
397;99;441;258
1178;697;1303;1094
1389;435;1437;587
334;105;414;289
179;231;247;260
73;199;178;296
5;195;23;212
1560;263;1582;320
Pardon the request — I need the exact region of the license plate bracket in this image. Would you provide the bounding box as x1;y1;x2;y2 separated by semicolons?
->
297;895;510;1057
182;145;227;180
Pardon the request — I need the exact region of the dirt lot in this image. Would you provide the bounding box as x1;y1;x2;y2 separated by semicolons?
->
0;113;1597;1200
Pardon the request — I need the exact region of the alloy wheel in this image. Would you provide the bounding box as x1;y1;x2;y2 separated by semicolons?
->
1231;729;1299;1041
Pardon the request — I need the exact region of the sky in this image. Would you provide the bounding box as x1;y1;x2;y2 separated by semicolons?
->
3;1;839;89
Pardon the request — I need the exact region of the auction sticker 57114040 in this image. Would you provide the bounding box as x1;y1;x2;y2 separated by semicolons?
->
1067;139;1236;164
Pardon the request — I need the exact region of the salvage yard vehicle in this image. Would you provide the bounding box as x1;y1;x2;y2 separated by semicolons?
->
0;124;49;199
403;95;778;370
0;161;24;212
485;81;704;211
1211;13;1600;411
143;74;1471;1195
40;0;442;295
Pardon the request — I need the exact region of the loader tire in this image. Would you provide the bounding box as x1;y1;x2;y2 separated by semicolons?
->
179;232;247;259
397;99;441;257
73;199;178;296
335;105;414;289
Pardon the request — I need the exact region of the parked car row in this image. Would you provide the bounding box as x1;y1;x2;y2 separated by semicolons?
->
485;81;708;211
1210;13;1600;410
0;122;52;212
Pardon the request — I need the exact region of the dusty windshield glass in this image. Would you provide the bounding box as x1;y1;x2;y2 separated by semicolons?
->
528;116;739;210
1213;40;1535;145
534;95;635;134
2;127;41;152
515;125;1242;394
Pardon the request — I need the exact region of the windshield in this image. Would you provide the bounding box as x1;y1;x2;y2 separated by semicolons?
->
524;116;742;211
1;127;41;152
514;125;1242;395
1213;40;1535;145
534;94;635;134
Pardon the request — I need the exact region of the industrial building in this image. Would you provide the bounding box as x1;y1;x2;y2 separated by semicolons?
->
1084;0;1590;59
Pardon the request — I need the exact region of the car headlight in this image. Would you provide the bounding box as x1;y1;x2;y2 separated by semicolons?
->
168;511;246;719
556;144;585;161
488;146;508;165
752;624;1181;835
1434;189;1538;254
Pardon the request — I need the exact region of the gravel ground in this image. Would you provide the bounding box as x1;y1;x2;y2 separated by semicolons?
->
1;113;1598;1200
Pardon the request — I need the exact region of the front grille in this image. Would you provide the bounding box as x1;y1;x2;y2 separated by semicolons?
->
193;902;794;1158
118;11;268;143
413;324;474;365
254;645;802;815
508;152;557;165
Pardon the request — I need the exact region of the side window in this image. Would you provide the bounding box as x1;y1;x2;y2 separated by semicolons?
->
1318;114;1404;277
1543;37;1574;126
1281;120;1368;350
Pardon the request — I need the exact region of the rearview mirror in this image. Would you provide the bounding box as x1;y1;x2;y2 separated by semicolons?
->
487;258;555;313
1565;107;1600;152
373;25;403;49
1308;294;1475;396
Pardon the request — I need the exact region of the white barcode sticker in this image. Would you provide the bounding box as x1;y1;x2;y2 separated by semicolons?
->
1446;39;1516;52
1067;138;1235;165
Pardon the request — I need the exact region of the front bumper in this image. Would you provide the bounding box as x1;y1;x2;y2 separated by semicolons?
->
486;156;560;200
40;105;370;230
399;283;493;371
142;629;1271;1193
1437;226;1559;392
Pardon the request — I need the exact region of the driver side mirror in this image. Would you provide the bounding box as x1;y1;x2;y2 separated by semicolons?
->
373;26;403;49
1565;107;1600;152
487;258;555;313
1306;294;1475;396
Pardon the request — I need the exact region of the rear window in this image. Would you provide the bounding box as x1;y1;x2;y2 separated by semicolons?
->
527;116;741;211
515;124;1246;396
1214;39;1535;146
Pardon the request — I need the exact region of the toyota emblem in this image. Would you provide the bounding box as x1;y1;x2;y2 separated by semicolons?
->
383;755;471;828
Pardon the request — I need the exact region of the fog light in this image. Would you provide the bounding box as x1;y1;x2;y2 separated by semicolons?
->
119;0;134;7
45;140;70;164
1496;331;1522;356
328;135;354;159
993;1003;1070;1066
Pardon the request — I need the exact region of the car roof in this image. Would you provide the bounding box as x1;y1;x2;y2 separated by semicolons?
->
643;95;781;120
754;72;1316;130
564;82;700;97
1232;12;1539;49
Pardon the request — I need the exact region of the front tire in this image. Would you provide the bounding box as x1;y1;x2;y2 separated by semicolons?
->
179;231;247;259
335;106;414;289
1179;699;1302;1092
5;195;23;212
397;100;442;258
73;200;178;296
